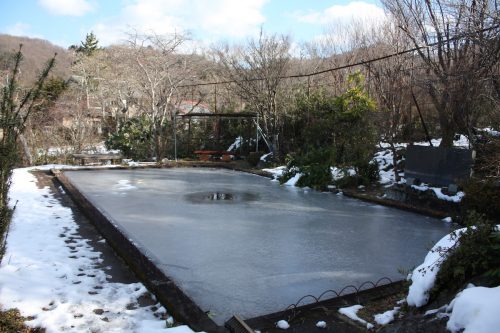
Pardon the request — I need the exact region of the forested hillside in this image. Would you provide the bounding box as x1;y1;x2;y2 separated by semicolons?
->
0;34;72;84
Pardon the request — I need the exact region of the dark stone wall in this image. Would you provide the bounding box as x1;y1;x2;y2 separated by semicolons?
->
405;145;473;187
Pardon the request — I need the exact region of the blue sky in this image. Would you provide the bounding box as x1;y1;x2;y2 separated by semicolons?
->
0;0;385;48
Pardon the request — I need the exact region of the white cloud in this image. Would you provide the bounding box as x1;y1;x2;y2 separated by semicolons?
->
38;0;93;16
5;22;32;36
92;0;267;46
194;0;267;37
293;2;388;54
295;1;386;26
5;22;44;39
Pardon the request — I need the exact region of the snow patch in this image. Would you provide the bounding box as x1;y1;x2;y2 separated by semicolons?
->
374;307;400;325
276;320;290;329
446;286;500;333
411;184;465;203
316;320;327;328
413;135;469;148
407;228;466;307
262;166;286;181
260;152;273;161
330;167;356;181
481;127;500;137
432;188;465;203
284;173;303;186
338;305;374;329
227;136;242;152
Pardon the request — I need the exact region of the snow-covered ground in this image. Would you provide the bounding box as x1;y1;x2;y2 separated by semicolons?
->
406;227;500;332
0;166;201;333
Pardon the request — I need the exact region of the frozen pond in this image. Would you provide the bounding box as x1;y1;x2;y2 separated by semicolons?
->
64;168;450;324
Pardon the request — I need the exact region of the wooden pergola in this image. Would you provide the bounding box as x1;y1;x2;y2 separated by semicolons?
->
173;112;262;161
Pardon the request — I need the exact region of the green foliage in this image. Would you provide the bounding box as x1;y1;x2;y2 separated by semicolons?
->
296;163;332;189
354;160;380;185
280;72;378;188
42;77;67;100
336;73;377;120
334;175;361;188
280;149;333;189
77;32;100;56
461;180;500;223
432;212;500;298
105;116;153;161
1;45;55;259
32;77;67;118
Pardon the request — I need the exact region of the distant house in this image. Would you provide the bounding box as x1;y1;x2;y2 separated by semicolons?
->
176;100;212;115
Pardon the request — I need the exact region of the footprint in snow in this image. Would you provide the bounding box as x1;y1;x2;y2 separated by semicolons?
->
93;309;104;315
42;301;56;311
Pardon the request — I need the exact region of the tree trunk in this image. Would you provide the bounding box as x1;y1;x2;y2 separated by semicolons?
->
439;126;455;148
18;133;33;166
390;143;401;182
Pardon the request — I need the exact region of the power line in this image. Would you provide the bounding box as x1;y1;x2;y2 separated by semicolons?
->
178;24;499;89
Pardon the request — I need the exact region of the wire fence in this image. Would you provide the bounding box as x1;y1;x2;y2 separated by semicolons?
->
178;24;499;89
173;23;499;117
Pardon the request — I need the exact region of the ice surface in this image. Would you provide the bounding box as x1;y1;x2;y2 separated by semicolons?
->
64;168;450;324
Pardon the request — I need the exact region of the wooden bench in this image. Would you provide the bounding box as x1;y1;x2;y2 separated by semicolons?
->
72;153;123;166
193;150;233;162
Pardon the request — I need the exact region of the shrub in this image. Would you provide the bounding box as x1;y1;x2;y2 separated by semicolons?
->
295;162;332;189
355;160;380;185
1;45;55;259
461;180;500;223
279;149;333;189
432;212;500;298
334;175;361;188
105;116;153;161
279;72;378;189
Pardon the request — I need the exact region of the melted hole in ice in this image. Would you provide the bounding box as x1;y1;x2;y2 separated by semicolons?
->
206;192;233;201
185;191;259;203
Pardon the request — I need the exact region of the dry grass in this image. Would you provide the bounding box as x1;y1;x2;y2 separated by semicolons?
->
0;308;44;333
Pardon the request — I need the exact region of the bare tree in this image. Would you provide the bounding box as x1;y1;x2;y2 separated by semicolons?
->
125;31;202;161
382;0;500;147
354;22;416;182
51;84;101;153
211;29;291;153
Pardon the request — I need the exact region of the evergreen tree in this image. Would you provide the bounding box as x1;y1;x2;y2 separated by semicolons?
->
77;32;99;56
0;44;56;258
